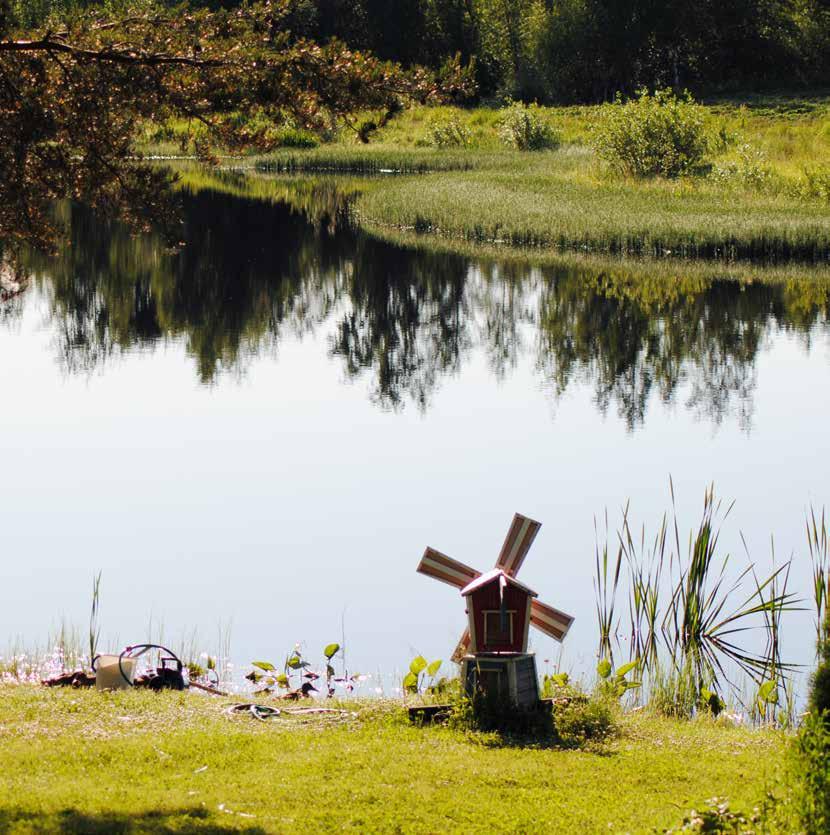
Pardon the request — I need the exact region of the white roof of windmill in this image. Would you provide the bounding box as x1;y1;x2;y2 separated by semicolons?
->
460;568;538;598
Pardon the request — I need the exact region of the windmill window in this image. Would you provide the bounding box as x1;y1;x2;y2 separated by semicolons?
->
483;610;515;646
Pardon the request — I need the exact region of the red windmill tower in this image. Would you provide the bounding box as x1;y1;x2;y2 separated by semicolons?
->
417;513;574;708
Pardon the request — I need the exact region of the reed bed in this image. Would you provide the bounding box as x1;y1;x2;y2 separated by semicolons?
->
251;147;480;175
592;482;816;725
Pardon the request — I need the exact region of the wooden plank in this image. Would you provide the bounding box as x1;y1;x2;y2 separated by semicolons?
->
530;599;574;641
496;514;541;576
408;704;452;724
417;548;480;589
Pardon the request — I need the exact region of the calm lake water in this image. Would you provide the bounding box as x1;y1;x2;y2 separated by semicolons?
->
2;174;829;691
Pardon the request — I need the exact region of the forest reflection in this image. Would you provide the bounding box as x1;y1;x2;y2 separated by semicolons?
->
14;179;830;430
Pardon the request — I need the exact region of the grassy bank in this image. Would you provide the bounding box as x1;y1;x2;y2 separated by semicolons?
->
353;148;830;259
0;686;792;833
164;94;830;262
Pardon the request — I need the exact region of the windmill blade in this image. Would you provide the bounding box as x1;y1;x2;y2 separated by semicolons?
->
530;599;574;642
417;548;480;589
451;629;471;663
496;513;541;576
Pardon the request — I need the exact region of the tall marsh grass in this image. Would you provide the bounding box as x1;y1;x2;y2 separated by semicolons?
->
594;482;803;722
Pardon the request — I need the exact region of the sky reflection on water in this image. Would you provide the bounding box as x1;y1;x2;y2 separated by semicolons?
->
1;179;829;690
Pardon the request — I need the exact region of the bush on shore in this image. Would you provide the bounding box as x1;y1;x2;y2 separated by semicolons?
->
592;89;710;178
498;101;560;151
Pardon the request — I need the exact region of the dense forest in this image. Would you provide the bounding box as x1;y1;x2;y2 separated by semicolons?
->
9;0;830;102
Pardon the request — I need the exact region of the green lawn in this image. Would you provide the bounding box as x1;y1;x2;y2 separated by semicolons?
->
0;687;792;833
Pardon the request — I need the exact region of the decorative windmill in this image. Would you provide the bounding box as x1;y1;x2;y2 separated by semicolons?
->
417;513;574;708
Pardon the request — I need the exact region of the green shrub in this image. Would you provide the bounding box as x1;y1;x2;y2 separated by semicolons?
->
274;127;319;149
710;144;775;192
592;88;710;178
498;101;560;151
429;117;473;149
810;607;830;717
551;694;618;748
800;166;830;202
794;713;830;834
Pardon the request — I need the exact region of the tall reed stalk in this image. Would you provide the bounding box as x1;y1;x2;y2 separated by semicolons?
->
807;506;829;650
619;510;667;671
661;484;798;695
594;509;623;665
88;571;102;668
599;481;800;719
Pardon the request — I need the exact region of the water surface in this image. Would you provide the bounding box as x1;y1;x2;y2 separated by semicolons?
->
2;177;829;688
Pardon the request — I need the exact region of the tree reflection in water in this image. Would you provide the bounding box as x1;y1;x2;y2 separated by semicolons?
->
12;180;830;430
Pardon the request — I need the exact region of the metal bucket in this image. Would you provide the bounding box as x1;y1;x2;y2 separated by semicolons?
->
94;653;137;690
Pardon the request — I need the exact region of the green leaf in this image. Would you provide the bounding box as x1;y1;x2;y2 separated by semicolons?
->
252;661;276;672
427;660;442;677
403;671;418;691
324;643;340;660
551;672;569;687
597;659;612;679
326;664;335;678
615;660;639;679
758;680;778;703
287;656;303;669
207;656;216;671
410;656;427;675
276;673;289;687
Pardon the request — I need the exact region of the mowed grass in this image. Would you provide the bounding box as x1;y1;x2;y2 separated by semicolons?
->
0;686;792;833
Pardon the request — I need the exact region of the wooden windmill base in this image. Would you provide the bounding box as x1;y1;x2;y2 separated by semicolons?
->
461;652;540;711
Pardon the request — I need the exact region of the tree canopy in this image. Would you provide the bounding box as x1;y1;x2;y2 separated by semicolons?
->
0;0;470;257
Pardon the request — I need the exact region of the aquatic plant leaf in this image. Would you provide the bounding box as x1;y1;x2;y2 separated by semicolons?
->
615;660;639;678
252;661;275;672
276;673;289;687
597;659;612;679
410;656;427;675
287;656;303;669
324;643;340;660
427;660;442;677
403;671;418;692
758;680;778;703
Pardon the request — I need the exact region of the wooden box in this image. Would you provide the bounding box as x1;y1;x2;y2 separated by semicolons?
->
460;652;539;709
